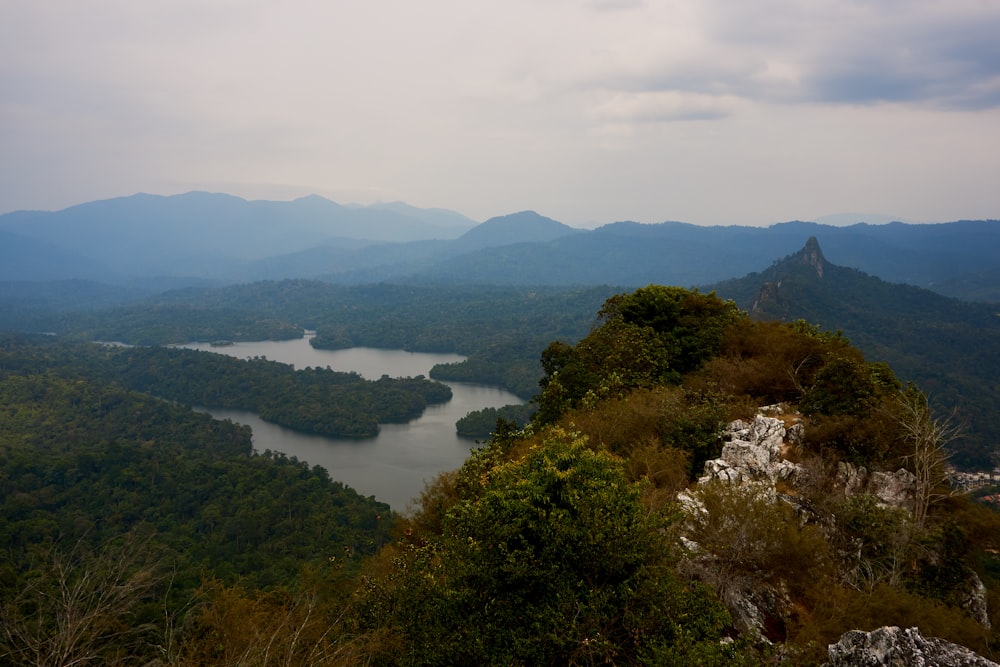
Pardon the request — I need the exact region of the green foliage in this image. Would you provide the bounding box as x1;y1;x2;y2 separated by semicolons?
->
6;281;617;401
453;403;535;438
834;494;914;590
0;531;162;667
688;318;907;466
0;369;392;595
304;283;616;399
354;429;740;665
605;285;743;376
560;386;726;481
0;333;451;438
5;277;999;662
55;303;303;345
710;243;1000;469
536;286;742;424
685;481;831;594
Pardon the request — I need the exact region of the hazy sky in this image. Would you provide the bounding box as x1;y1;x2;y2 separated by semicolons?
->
2;1;999;226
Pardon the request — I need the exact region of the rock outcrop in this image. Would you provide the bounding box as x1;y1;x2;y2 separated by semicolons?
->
681;411;809;642
836;462;916;511
683;411;990;651
825;626;998;666
698;413;806;486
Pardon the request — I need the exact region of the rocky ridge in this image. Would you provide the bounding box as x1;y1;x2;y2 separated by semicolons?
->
677;408;993;658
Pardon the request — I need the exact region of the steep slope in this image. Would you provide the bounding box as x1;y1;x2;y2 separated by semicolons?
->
708;238;1000;468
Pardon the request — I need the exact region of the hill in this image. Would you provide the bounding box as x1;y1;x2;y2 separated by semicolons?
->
449;210;582;251
708;238;1000;468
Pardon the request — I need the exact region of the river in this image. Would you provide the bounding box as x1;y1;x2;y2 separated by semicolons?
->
181;336;524;511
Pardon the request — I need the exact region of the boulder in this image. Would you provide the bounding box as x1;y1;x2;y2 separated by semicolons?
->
870;469;916;511
825;626;997;666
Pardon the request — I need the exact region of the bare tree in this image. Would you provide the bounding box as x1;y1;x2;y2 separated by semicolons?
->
0;531;160;667
894;388;962;530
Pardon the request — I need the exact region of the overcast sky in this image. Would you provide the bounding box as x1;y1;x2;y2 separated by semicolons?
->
2;1;999;227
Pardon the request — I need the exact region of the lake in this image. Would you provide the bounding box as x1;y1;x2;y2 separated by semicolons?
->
182;336;525;511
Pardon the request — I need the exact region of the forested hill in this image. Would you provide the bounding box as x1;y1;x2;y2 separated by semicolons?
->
708;238;1000;468
0;333;452;439
7;282;621;400
0;342;394;661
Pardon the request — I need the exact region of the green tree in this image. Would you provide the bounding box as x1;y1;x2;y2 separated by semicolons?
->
536;287;741;425
357;429;740;665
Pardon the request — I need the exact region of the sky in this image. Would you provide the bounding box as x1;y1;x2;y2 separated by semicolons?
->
2;1;1000;227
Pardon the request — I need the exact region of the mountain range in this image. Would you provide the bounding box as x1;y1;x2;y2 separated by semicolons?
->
2;192;999;302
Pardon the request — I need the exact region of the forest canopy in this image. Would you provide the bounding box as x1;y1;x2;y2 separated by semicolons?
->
0;333;451;438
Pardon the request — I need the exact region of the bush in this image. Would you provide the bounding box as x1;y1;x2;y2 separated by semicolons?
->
354;428;740;665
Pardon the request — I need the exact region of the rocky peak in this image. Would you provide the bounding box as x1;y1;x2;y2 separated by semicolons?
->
750;238;828;314
800;236;826;279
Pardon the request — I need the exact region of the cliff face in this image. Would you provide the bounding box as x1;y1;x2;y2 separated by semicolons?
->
825;626;999;666
800;236;826;279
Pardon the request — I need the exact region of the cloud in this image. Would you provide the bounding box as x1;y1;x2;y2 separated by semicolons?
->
589;90;744;123
565;0;1000;113
702;0;1000;109
585;0;647;12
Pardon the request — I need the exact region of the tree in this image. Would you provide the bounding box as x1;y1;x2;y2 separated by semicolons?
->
0;532;161;667
535;287;742;424
893;387;962;530
356;428;740;665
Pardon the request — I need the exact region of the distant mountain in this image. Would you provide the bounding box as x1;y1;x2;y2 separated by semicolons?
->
815;213;907;226
404;219;1000;293
451;211;582;252
707;238;1000;468
362;201;477;229
1;193;997;300
0;192;476;280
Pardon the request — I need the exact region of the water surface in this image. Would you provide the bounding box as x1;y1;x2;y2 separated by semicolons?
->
183;337;523;510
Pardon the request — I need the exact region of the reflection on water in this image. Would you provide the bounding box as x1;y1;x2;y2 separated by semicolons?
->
183;337;524;510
